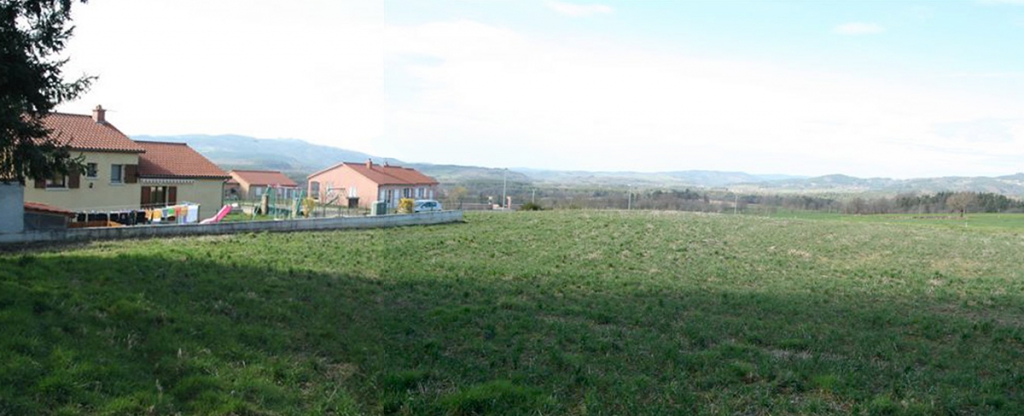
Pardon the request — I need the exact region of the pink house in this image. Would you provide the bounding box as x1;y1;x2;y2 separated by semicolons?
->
307;160;439;209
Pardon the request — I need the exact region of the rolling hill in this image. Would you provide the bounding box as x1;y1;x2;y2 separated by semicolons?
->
743;173;1024;196
131;134;1024;196
132;134;387;183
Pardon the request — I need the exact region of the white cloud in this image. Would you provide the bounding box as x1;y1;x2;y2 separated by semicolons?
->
55;2;1024;179
545;1;613;17
977;0;1024;4
834;22;885;35
60;0;385;150
384;20;1024;178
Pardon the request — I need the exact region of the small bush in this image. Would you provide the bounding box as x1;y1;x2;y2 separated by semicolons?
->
398;198;414;214
440;380;551;415
382;370;431;392
301;198;316;218
518;202;543;211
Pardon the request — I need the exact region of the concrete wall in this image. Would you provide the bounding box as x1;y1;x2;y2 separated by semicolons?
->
0;210;463;246
24;212;69;231
0;183;24;234
23;151;141;212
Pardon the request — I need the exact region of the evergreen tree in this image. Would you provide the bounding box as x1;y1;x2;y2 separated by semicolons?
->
1;0;93;184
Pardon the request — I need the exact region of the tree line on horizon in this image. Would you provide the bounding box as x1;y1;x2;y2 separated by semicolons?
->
440;181;1024;216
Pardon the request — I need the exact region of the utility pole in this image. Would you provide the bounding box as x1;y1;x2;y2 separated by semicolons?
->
532;188;536;204
734;193;738;215
627;184;632;210
502;168;508;209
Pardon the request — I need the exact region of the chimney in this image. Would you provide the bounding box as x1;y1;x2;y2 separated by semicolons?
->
92;105;106;124
365;159;372;169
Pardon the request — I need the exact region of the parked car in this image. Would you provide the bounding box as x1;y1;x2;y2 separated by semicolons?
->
413;199;443;213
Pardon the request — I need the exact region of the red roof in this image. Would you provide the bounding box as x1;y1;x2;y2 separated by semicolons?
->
41;112;145;153
136;141;229;179
309;162;438;186
229;170;298;187
24;201;76;217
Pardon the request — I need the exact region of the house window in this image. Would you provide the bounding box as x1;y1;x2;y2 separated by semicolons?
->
349;186;358;198
148;187;166;206
85;163;98;178
45;174;67;188
254;186;264;197
403;188;411;198
143;186;177;207
110;164;124;184
310;181;320;199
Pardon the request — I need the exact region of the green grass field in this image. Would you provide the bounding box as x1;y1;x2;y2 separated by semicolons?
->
3;210;1024;414
765;210;1024;232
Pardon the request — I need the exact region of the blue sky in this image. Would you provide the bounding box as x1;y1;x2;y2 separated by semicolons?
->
386;1;1024;75
61;1;1024;178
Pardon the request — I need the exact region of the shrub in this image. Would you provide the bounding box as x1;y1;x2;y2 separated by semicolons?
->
301;198;316;218
398;198;414;214
518;202;543;211
440;380;551;414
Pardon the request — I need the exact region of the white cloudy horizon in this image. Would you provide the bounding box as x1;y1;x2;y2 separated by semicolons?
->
58;1;1024;179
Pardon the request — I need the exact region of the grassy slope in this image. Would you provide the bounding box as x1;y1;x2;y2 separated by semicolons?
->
772;211;1024;232
2;211;1024;414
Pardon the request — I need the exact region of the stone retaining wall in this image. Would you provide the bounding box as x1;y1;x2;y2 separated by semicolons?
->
0;210;463;246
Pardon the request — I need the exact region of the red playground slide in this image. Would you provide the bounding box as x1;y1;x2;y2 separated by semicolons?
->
200;205;232;224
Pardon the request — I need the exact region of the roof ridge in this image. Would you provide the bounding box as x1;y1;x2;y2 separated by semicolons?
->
307;160;355;179
133;140;188;145
41;112;146;153
370;165;408;183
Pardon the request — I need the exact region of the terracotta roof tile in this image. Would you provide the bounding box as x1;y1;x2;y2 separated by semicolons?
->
229;170;298;187
310;162;438;186
136;141;229;179
41;112;145;153
24;201;76;217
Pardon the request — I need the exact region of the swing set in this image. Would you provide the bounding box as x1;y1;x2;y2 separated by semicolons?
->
252;185;306;221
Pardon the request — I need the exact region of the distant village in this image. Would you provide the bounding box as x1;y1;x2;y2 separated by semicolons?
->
4;105;1021;241
3;106;444;234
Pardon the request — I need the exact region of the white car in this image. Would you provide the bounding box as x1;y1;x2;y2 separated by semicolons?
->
413;199;443;213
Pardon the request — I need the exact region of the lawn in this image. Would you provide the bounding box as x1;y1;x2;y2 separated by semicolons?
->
2;210;1024;414
767;210;1024;232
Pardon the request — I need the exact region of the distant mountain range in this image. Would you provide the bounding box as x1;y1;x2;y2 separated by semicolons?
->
132;135;390;182
133;134;1024;196
739;173;1024;196
517;169;804;188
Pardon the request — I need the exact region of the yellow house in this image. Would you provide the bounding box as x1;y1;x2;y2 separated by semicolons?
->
23;106;145;213
23;106;229;221
136;141;229;220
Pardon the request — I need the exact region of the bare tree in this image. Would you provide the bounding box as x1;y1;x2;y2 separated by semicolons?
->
946;192;975;218
445;186;468;208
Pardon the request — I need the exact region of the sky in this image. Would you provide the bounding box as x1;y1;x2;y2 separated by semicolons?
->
59;0;1024;179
